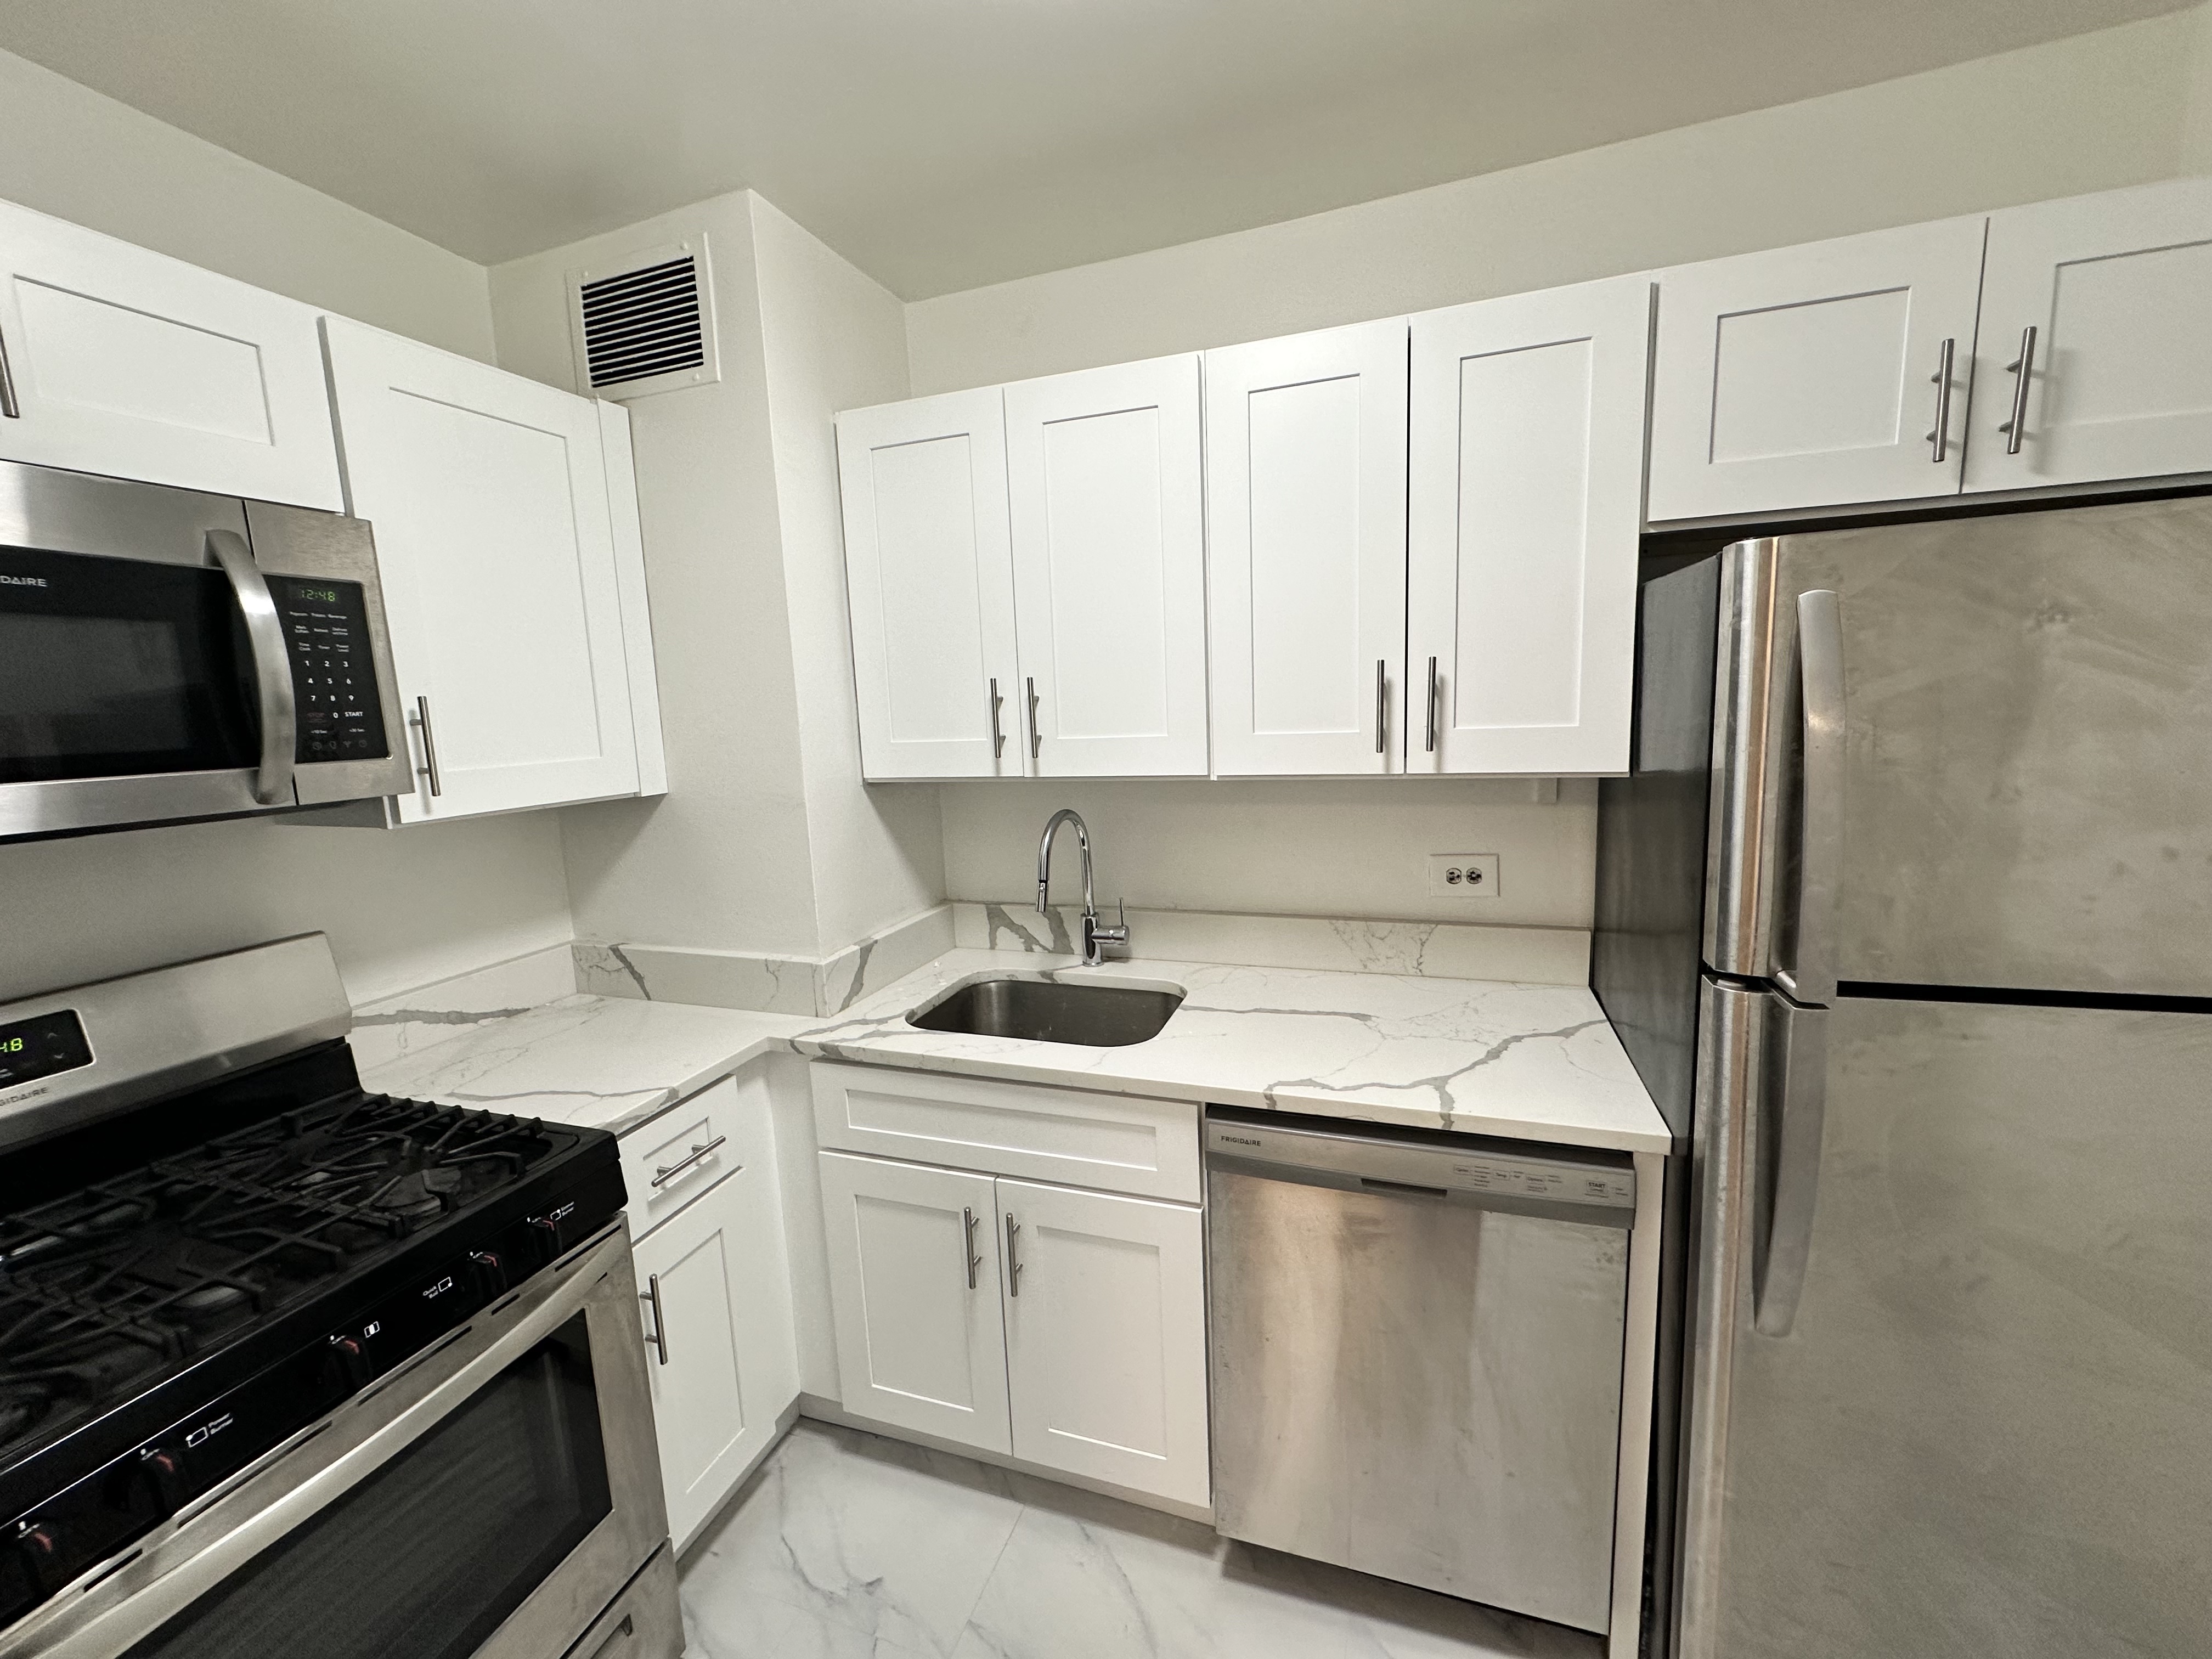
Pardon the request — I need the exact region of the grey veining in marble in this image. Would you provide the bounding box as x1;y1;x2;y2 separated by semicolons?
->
574;906;959;1017
357;995;812;1137
952;903;1590;986
679;1422;1599;1659
347;943;578;1073
797;950;1668;1153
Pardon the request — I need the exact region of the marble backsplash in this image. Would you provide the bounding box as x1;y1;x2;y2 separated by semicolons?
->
572;904;958;1018
954;902;1589;985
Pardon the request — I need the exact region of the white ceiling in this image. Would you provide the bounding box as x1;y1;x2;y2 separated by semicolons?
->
0;1;2188;297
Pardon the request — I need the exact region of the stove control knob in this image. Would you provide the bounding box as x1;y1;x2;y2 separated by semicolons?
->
327;1334;372;1392
467;1250;507;1300
136;1447;190;1516
13;1521;64;1594
523;1216;565;1268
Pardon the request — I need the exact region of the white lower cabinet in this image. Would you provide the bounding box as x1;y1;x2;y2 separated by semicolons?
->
818;1113;1209;1508
816;1150;1014;1454
1000;1178;1209;1506
627;1079;798;1550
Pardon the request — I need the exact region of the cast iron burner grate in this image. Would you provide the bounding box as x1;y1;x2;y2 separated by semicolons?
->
0;1094;560;1464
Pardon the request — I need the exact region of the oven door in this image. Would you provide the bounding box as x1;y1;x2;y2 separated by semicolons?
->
0;461;410;840
1;1225;675;1659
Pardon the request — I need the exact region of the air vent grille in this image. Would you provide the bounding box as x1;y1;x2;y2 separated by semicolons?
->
579;255;703;387
571;242;718;398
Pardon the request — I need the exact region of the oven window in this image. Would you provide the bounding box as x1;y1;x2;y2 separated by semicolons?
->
125;1315;614;1659
0;545;259;785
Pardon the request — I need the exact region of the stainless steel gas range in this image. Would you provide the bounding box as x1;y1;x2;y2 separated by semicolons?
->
0;936;680;1659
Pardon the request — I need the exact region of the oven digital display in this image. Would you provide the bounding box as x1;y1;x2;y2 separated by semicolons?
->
0;1008;93;1090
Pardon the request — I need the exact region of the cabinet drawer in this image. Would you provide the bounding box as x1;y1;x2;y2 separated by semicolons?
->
620;1075;746;1232
811;1062;1200;1203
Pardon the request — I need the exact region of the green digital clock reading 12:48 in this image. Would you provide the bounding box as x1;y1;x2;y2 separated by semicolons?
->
298;585;341;603
0;1037;22;1056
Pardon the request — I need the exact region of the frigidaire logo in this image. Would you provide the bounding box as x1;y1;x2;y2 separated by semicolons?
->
0;574;48;588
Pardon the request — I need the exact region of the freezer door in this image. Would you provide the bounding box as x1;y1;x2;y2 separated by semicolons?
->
1677;981;2212;1659
1705;494;2212;997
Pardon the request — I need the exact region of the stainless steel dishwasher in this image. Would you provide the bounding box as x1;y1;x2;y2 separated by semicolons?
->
1205;1109;1635;1634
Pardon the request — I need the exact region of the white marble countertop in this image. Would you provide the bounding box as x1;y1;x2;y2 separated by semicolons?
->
358;947;1668;1155
797;949;1670;1154
358;995;814;1137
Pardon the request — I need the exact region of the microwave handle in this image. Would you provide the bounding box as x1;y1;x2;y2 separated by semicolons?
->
207;530;297;806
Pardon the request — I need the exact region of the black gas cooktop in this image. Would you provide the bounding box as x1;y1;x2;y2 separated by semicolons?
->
0;1040;623;1627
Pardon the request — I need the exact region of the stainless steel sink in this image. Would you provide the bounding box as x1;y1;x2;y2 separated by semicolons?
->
907;977;1184;1047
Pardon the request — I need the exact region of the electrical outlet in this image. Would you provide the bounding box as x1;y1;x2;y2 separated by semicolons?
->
1429;853;1500;898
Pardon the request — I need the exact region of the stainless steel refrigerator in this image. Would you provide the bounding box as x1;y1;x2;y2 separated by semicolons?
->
1593;494;2212;1659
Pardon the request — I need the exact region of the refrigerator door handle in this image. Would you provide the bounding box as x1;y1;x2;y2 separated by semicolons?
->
1755;1000;1830;1338
1775;589;1844;1007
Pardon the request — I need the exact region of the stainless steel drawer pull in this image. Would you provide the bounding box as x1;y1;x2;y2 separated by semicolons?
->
1374;659;1387;755
0;321;19;419
1424;656;1440;754
1926;337;1955;464
1026;677;1041;761
409;696;443;798
1005;1213;1023;1296
1999;325;2038;455
962;1206;981;1290
640;1274;669;1365
650;1134;727;1188
988;678;1006;759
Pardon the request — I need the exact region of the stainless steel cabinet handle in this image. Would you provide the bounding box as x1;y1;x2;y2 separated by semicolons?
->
409;695;443;798
1026;676;1041;761
650;1134;727;1188
0;320;19;419
206;530;296;806
1754;1000;1830;1338
1999;325;2038;456
639;1273;669;1365
962;1206;981;1290
1424;656;1439;754
1374;659;1388;755
1926;337;1955;464
1004;1213;1022;1297
988;678;1006;759
1776;590;1844;1008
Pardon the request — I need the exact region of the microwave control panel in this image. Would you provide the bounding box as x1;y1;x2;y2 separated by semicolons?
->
269;576;390;764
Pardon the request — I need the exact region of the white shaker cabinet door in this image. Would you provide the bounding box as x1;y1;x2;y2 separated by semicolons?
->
998;1178;1208;1506
1006;355;1209;777
817;1152;1013;1456
0;198;341;509
1648;217;1985;521
1205;320;1409;775
323;317;642;821
1408;274;1652;776
1967;179;2212;494
633;1149;799;1550
837;388;1023;780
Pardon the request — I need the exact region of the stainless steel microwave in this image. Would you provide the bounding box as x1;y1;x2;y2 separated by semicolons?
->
0;459;411;841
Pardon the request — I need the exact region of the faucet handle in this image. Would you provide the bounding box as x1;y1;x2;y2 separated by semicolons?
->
1092;898;1131;949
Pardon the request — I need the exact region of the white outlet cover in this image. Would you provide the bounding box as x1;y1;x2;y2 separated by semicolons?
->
1429;853;1501;898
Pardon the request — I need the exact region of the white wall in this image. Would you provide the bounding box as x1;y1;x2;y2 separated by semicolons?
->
0;47;574;1007
748;195;943;950
489;191;938;964
0;48;493;361
912;9;2212;930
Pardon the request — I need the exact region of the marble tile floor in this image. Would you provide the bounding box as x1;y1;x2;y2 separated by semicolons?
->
677;1421;1604;1659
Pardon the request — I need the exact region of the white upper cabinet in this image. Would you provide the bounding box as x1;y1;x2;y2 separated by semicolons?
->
999;1178;1209;1507
817;1150;1013;1457
0;198;341;509
323;316;655;822
1205;321;1409;775
1967;178;2212;494
1005;355;1209;777
1408;275;1652;775
1647;217;1986;521
837;388;1022;780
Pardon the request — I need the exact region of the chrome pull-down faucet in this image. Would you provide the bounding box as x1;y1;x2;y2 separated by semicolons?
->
1036;808;1128;967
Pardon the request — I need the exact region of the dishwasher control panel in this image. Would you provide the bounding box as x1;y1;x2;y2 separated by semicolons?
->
1205;1114;1636;1217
